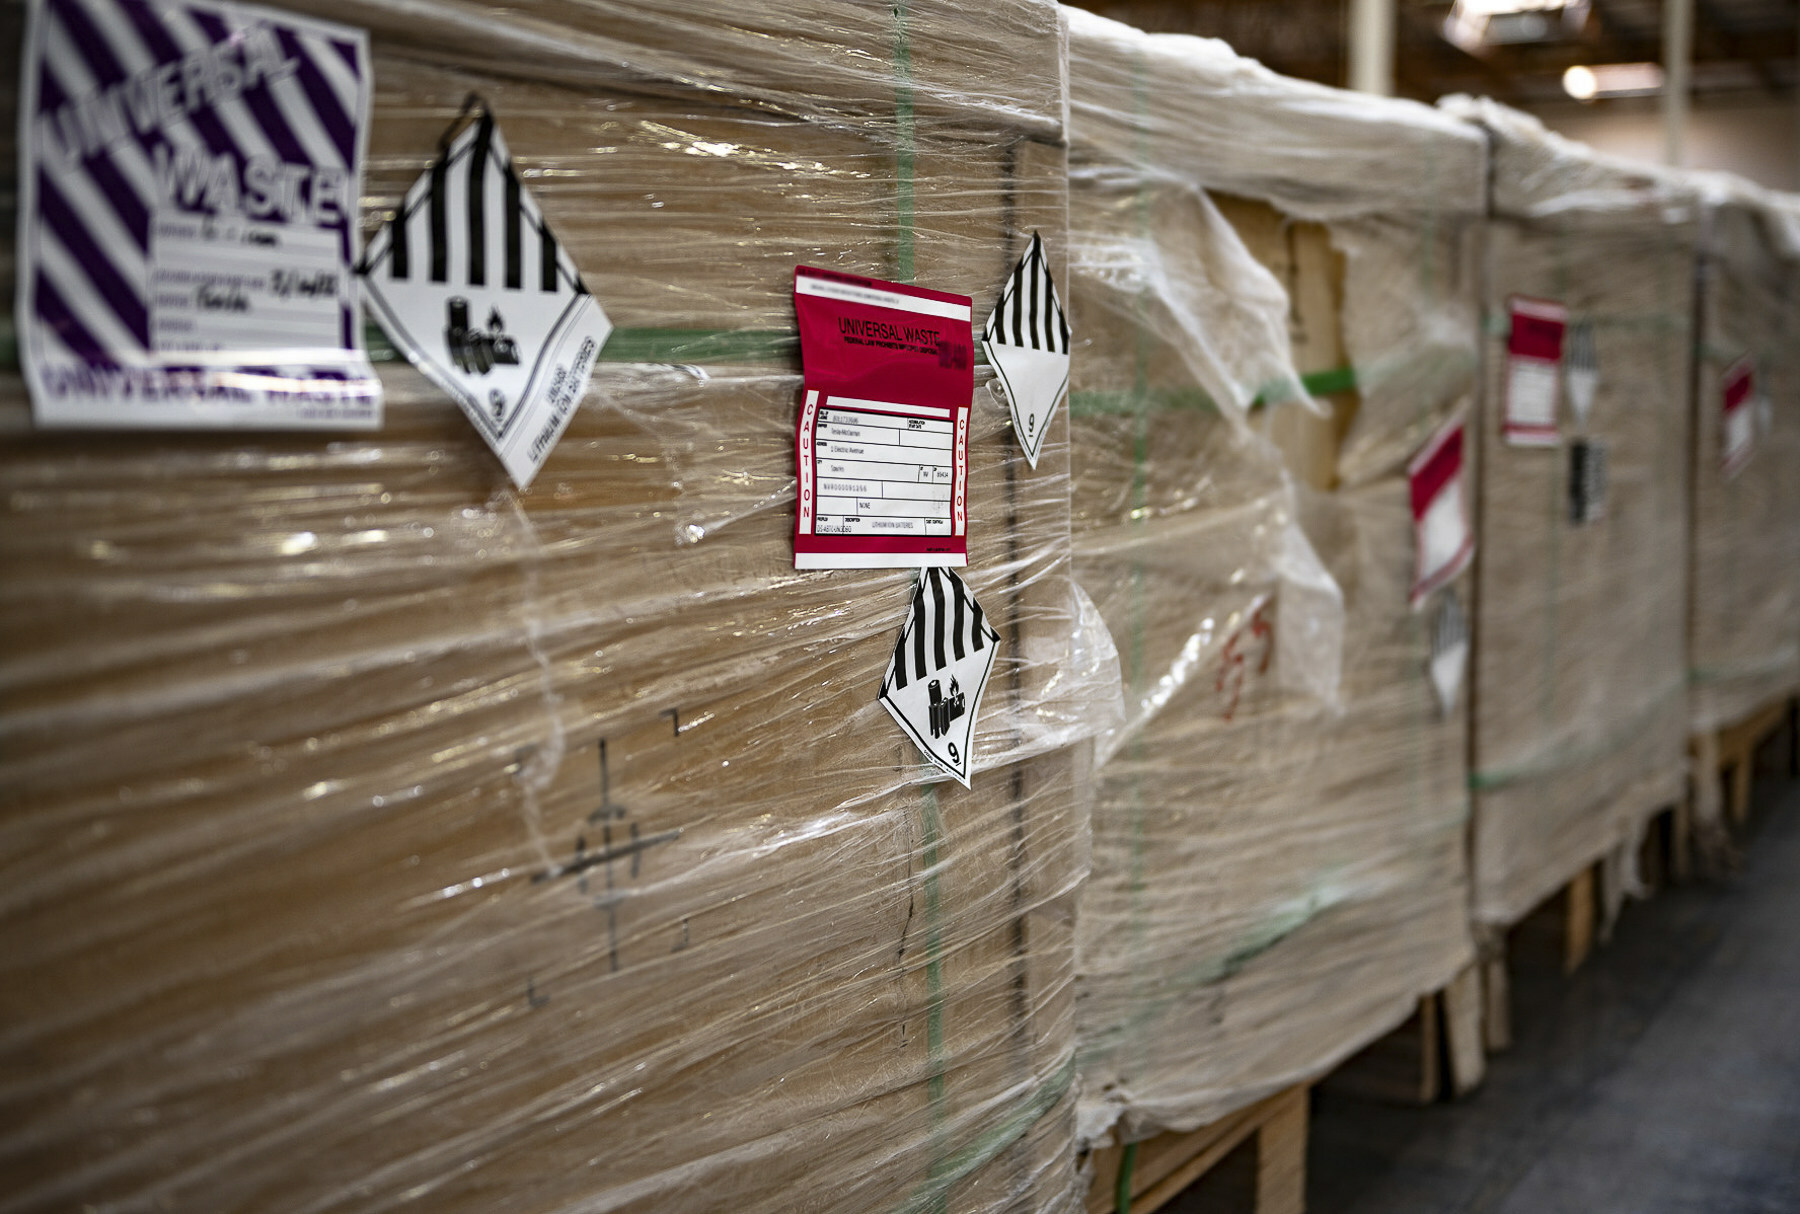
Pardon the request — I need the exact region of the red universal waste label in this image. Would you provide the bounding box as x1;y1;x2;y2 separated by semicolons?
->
1503;296;1567;447
793;267;974;570
1720;356;1755;477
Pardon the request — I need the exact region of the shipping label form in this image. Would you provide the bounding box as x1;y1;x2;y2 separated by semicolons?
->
361;106;612;489
1409;414;1474;608
981;231;1070;469
1503;296;1567;446
1720;357;1755;478
17;0;380;429
878;567;1001;787
794;267;974;569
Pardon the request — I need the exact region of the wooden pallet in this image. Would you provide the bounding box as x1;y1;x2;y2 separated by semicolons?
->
1690;694;1798;832
1085;1085;1308;1214
1477;764;1691;1053
1321;964;1486;1104
1479;855;1614;1053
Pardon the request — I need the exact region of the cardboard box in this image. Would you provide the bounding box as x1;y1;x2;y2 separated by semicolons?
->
1065;11;1469;1144
1446;100;1695;927
1687;180;1800;734
0;3;1099;1209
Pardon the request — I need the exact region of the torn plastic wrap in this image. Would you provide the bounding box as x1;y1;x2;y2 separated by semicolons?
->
0;2;1121;1210
1052;16;1486;489
1442;98;1696;927
1185;29;1483;1105
1067;11;1474;1149
1064;11;1471;1149
1686;174;1800;736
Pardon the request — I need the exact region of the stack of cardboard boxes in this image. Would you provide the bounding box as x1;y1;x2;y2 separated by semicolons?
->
1066;10;1480;1147
0;3;1106;1210
1446;99;1697;931
1687;177;1800;741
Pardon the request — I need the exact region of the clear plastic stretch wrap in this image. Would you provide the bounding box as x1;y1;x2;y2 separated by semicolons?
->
1064;10;1466;1148
1049;13;1485;488
1442;98;1696;927
0;3;1123;1210
1687;174;1800;734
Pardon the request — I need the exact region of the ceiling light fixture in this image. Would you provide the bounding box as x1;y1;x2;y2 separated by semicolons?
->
1444;0;1589;51
1563;61;1666;100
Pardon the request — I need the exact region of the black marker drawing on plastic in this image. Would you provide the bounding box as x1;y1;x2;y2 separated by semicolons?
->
532;736;679;973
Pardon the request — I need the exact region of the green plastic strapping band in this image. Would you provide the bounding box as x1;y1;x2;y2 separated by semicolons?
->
886;1054;1077;1214
891;0;916;284
1296;364;1358;399
917;781;950;1214
1115;1141;1139;1214
1123;47;1155;1093
1067;366;1357;420
1470;680;1685;790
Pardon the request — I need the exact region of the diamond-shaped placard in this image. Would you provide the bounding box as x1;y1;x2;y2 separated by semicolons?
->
361;103;612;488
981;232;1070;469
878;568;1001;787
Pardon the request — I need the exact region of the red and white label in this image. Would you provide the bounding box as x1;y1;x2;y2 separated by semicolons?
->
793;267;974;570
1409;415;1474;608
1721;356;1755;478
1504;296;1567;447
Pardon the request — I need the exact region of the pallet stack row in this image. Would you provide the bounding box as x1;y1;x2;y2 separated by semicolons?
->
3;3;1798;1213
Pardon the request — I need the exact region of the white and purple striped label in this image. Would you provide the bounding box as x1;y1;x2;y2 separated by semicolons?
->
17;0;379;429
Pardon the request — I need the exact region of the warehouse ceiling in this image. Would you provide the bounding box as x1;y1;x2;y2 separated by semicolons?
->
1071;0;1800;106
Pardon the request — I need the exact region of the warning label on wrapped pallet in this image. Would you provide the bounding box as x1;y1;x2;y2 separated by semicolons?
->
1720;357;1756;478
793;267;973;570
878;567;1000;787
981;231;1070;469
16;0;380;429
361;103;612;489
1503;296;1567;447
1408;414;1474;608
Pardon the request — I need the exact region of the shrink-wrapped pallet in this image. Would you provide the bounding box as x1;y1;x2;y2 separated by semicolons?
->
1687;175;1800;735
1442;99;1696;927
1065;11;1468;1145
0;3;1117;1211
1188;33;1486;1090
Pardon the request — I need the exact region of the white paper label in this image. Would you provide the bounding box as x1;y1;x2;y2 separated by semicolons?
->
981;232;1070;468
1430;590;1469;719
878;568;1001;787
1504;360;1560;441
1503;297;1567;447
17;0;380;429
150;214;346;354
361;107;612;488
1408;415;1474;608
1420;481;1468;575
1565;320;1599;428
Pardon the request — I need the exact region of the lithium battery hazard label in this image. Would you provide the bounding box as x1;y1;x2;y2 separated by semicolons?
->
360;103;612;488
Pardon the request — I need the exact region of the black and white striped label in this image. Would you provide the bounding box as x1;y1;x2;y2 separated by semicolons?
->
360;104;612;488
980;232;1069;468
878;567;1001;787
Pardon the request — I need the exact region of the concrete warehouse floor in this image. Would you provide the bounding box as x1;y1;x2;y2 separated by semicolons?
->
1303;775;1800;1214
1158;763;1800;1214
